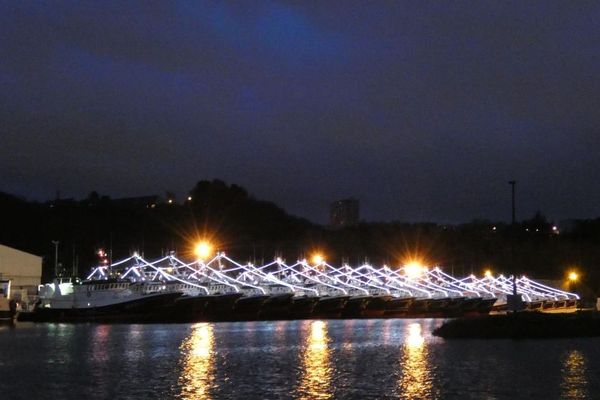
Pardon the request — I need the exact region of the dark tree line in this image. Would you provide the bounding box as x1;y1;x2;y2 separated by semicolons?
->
1;180;599;295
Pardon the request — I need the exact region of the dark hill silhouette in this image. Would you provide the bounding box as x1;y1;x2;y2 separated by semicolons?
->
1;183;599;297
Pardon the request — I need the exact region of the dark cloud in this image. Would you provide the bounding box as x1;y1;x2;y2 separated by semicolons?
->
1;1;599;223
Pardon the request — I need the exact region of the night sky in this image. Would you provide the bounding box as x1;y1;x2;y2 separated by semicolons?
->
1;1;599;224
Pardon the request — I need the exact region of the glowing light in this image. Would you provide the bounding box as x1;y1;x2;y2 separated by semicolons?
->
179;323;215;399
398;322;433;398
561;350;588;399
406;323;425;348
485;270;492;278
194;241;213;260
296;320;331;399
187;196;192;201
404;262;424;279
168;199;173;204
568;271;578;282
312;253;324;265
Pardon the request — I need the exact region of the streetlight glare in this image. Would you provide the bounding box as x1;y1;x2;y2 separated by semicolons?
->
194;241;213;260
568;271;578;282
312;253;324;265
404;262;424;279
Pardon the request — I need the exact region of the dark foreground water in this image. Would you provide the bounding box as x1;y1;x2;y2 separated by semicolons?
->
1;319;600;399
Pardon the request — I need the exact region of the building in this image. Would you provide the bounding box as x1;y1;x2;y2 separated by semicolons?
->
0;244;42;301
330;198;360;227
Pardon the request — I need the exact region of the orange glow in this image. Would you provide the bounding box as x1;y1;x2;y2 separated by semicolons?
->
296;320;332;399
312;253;324;265
561;350;589;398
568;271;578;282
398;322;433;398
484;270;492;278
194;241;213;260
404;262;425;279
179;323;215;399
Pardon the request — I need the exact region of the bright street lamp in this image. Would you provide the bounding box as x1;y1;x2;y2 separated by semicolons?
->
194;241;213;260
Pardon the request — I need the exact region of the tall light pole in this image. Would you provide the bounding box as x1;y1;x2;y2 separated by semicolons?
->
508;180;516;225
51;240;60;278
507;180;521;311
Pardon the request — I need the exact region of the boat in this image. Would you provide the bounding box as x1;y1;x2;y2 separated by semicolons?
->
202;283;243;321
524;300;545;312
232;286;270;321
384;296;414;317
22;278;181;322
342;295;370;318
476;297;498;314
259;284;295;320
406;297;432;316
313;295;349;318
540;299;579;314
21;252;580;322
151;282;213;323
289;295;319;319
362;294;392;318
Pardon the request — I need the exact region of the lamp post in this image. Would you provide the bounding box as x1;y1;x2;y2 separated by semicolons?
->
568;271;579;292
508;180;516;225
51;240;60;278
507;180;522;312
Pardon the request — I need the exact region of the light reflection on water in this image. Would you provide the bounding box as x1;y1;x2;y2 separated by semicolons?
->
398;322;435;399
179;323;215;400
1;320;599;399
561;350;589;400
296;320;332;400
91;324;111;363
124;324;143;363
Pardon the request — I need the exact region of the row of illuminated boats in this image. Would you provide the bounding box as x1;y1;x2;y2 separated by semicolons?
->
20;253;580;322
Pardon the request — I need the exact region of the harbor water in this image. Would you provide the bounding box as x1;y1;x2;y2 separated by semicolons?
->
1;319;600;399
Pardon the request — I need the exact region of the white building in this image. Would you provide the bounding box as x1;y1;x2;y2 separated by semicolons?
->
0;244;42;301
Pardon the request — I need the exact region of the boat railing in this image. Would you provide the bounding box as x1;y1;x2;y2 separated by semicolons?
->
78;253;580;303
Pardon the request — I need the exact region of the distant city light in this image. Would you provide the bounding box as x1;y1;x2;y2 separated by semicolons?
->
187;196;192;201
168;199;173;204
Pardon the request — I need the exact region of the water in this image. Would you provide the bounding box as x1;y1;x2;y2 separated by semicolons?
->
1;319;600;399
